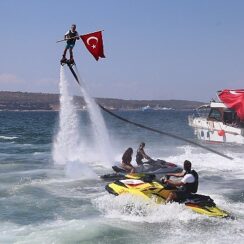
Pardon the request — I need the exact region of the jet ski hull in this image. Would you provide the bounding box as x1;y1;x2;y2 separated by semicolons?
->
105;179;230;218
101;160;182;181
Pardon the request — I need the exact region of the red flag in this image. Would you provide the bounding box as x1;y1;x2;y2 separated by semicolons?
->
80;31;105;61
218;89;244;120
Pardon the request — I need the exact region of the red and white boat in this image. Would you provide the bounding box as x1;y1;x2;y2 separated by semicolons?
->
188;89;244;144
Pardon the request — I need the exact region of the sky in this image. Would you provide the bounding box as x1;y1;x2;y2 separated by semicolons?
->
0;0;244;102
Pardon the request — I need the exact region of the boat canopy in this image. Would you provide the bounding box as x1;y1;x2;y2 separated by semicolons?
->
218;89;244;120
210;102;227;108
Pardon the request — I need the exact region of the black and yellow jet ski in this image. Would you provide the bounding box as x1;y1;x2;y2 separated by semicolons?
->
105;175;230;218
101;159;182;181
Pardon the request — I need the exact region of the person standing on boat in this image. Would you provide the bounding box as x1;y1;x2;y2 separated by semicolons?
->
136;142;152;165
164;160;199;203
121;148;135;173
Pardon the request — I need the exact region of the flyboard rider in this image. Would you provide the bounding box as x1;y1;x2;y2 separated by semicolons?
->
61;24;79;64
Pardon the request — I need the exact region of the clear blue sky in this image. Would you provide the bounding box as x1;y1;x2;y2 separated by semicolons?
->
0;0;243;101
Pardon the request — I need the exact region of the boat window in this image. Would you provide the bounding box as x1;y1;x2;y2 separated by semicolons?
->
195;107;210;118
223;109;235;124
208;109;222;121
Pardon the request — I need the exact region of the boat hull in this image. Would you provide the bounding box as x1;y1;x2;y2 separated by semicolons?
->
188;116;244;144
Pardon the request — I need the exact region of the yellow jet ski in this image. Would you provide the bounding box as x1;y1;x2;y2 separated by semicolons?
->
105;175;230;218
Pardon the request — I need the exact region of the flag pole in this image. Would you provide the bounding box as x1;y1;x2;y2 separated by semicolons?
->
56;30;104;43
56;36;80;43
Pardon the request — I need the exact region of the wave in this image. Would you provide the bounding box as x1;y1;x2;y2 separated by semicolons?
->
0;136;18;140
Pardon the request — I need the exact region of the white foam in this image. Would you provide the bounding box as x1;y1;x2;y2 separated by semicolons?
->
65;161;97;180
52;66;82;166
93;194;202;223
92;192;244;243
0;135;18;140
165;145;244;176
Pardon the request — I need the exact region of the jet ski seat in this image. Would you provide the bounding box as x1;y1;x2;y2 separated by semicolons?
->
141;174;156;183
185;194;215;207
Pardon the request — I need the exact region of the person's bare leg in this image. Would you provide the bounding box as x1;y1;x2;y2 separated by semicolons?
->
122;163;133;173
70;48;74;61
130;167;135;174
166;192;176;204
62;47;68;59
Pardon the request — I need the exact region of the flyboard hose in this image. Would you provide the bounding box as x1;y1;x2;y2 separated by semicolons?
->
98;105;233;160
70;64;233;160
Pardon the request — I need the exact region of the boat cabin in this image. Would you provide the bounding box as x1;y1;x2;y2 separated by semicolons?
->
207;102;243;128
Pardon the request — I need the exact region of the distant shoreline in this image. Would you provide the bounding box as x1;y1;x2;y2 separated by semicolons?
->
0;91;205;111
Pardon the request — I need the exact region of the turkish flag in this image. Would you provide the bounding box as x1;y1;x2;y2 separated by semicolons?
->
80;31;105;61
219;89;244;120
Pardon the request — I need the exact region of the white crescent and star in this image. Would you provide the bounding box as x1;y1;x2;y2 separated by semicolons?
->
87;36;98;49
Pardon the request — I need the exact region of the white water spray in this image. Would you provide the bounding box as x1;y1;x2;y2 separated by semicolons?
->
52;66;81;165
73;66;113;165
53;65;113;178
52;66;97;178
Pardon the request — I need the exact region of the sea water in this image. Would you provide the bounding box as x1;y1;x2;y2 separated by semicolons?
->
0;109;243;243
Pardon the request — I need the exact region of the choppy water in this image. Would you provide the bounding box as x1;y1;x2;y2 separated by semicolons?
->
0;110;243;243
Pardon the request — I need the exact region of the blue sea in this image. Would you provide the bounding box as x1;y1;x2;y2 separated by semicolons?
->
0;110;243;243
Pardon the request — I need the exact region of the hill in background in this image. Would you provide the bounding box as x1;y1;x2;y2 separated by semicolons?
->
0;91;204;111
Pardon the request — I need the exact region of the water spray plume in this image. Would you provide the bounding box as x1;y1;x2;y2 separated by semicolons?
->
52;66;81;165
52;66;113;181
73;66;113;165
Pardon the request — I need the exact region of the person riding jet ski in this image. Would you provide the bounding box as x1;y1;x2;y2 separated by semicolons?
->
121;147;135;173
101;145;182;181
164;160;198;203
136;142;152;165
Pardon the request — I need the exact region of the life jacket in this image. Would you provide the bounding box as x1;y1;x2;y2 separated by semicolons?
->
183;170;199;193
67;30;78;45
